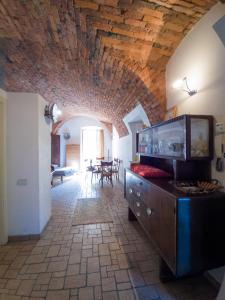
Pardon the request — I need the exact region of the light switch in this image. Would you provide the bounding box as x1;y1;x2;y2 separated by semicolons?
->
216;122;225;134
17;178;28;186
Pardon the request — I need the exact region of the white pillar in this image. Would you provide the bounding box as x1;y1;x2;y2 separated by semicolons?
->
0;89;8;245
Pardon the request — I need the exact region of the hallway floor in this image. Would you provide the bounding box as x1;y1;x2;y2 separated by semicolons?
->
0;174;217;300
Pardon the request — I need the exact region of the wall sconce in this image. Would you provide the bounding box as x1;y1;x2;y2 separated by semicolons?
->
172;77;197;96
44;103;62;123
63;129;71;140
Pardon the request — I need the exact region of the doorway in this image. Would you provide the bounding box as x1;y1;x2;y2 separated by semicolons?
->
81;126;104;171
0;95;7;244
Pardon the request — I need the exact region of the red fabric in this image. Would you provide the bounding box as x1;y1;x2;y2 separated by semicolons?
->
131;164;172;179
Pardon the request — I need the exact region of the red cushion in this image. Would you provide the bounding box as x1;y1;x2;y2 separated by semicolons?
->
131;164;172;179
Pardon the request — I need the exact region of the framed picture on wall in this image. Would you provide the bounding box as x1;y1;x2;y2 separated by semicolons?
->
166;106;177;120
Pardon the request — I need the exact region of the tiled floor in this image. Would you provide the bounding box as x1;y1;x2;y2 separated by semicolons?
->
0;173;217;299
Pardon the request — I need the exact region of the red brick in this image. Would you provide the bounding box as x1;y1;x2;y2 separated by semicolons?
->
0;0;217;136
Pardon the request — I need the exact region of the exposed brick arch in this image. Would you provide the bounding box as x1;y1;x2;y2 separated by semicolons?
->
0;0;217;136
52;118;113;140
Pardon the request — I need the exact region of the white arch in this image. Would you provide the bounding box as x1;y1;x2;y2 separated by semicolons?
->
123;104;150;135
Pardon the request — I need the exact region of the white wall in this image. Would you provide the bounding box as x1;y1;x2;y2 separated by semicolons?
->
0;89;8;244
166;2;225;289
6;92;51;236
129;121;144;160
167;3;225;115
112;127;131;178
166;3;225;183
58;116;112;167
112;104;150;179
38;95;51;232
7;92;40;235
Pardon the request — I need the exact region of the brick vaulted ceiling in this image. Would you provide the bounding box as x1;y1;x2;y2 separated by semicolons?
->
0;0;218;136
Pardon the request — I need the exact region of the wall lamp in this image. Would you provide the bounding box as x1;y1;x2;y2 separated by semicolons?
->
172;77;197;96
44;103;62;123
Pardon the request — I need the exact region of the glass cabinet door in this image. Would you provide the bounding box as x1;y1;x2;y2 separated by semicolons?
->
137;129;152;155
156;118;186;158
136;115;212;161
190;118;209;158
152;127;159;155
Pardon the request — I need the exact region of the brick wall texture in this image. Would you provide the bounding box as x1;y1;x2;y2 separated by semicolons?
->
0;0;217;136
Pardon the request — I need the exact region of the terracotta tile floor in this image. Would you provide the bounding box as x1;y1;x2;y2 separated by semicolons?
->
0;174;217;299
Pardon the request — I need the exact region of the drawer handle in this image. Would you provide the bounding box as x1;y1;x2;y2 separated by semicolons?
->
136;202;140;207
136;212;140;217
146;208;153;216
129;188;133;194
136;192;141;197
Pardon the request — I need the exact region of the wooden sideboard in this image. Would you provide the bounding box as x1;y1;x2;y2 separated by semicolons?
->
125;168;225;280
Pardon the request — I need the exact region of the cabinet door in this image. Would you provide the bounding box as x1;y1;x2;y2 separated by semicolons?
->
187;116;213;160
154;118;186;159
146;186;162;250
144;185;176;272
160;193;176;272
137;129;152;155
66;144;80;168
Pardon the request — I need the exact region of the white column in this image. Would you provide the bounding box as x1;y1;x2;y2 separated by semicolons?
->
0;89;8;244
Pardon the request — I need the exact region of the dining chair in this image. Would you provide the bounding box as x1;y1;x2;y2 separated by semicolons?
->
100;161;113;187
112;158;121;180
91;164;101;183
86;159;94;172
96;156;104;164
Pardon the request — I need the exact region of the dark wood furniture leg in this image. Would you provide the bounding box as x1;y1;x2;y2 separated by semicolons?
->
159;258;176;282
100;175;103;188
128;207;137;221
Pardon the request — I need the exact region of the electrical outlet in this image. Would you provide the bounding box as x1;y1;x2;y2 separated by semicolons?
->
216;122;225;134
17;178;28;186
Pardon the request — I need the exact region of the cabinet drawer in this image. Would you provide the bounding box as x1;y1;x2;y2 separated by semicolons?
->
126;173;144;198
126;186;135;208
125;170;176;273
133;199;151;230
132;176;146;193
126;172;136;208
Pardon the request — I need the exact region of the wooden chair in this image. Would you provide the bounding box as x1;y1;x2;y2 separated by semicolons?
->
86;159;94;172
112;158;121;180
96;157;104;164
100;161;113;187
91;164;101;183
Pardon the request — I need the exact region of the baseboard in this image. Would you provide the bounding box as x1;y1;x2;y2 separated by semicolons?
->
8;217;52;243
8;234;40;242
205;271;221;290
